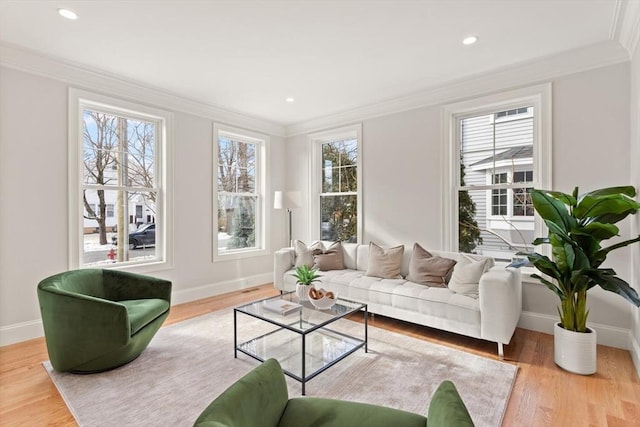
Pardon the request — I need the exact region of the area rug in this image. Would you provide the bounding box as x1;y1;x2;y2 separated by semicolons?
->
44;309;517;426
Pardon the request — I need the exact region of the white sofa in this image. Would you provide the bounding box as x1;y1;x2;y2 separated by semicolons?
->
274;243;522;356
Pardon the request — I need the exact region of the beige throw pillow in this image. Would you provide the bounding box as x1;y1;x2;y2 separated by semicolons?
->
294;240;322;268
313;241;345;271
406;243;457;287
365;242;404;279
447;254;492;298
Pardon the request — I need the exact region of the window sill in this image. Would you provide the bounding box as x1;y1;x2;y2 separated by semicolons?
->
84;259;173;274
213;248;268;262
493;261;541;285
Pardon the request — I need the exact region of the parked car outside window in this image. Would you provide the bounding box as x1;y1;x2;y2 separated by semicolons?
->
112;223;155;249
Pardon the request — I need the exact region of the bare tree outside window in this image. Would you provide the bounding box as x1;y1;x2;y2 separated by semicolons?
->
82;109;158;265
217;135;258;251
320;139;358;242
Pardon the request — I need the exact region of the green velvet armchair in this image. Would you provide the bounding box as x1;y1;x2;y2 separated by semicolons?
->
37;269;172;373
193;358;474;427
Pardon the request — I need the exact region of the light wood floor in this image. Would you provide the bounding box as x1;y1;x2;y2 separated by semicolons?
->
1;284;639;426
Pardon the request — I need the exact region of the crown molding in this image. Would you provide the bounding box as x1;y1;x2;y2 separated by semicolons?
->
612;0;640;55
0;39;630;140
0;42;287;137
285;40;630;137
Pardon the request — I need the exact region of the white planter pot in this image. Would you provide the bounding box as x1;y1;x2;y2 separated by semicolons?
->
554;322;597;375
296;283;312;301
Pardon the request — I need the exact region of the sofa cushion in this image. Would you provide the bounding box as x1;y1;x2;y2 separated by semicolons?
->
447;254;492;299
119;298;170;335
280;397;427;427
365;242;404;279
294;240;323;268
406;243;457;287
313;241;345;271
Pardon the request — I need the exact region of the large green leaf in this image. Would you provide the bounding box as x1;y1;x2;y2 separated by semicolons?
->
595;235;640;260
546;190;577;207
581;185;637;199
591;212;639;225
523;252;561;279
573;194;640;221
532;237;550;246
551;233;573;274
587;270;640;306
532;190;574;232
572;222;619;240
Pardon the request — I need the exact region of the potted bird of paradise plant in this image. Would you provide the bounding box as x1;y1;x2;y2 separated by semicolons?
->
513;185;640;374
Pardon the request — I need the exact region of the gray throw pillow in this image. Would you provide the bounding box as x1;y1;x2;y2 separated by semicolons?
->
365;242;404;279
294;240;322;268
313;241;345;271
406;243;457;287
447;254;492;298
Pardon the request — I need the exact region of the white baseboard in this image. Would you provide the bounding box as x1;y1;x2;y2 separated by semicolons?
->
0;273;273;347
518;310;631;349
170;273;272;305
0;319;44;347
630;331;640;378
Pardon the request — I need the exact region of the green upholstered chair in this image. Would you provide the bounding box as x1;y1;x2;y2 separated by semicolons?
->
37;269;171;373
193;358;474;427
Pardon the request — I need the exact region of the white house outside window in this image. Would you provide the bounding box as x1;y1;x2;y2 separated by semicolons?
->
443;85;552;262
69;89;172;269
214;124;267;260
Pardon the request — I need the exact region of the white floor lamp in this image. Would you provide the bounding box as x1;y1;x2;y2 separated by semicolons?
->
274;190;301;247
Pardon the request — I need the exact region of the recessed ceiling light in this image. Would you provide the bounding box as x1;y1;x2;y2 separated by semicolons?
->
57;8;78;20
462;35;478;45
285;97;295;103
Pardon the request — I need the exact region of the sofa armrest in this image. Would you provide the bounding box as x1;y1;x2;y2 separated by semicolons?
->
427;380;474;427
274;247;295;291
478;267;522;345
194;359;289;427
37;285;130;371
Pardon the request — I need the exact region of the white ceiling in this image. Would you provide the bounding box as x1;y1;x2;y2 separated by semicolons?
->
0;0;634;126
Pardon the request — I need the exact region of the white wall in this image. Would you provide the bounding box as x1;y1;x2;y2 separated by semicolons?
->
630;40;640;374
0;65;288;345
286;62;636;347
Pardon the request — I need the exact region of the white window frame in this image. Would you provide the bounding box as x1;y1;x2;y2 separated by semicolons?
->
68;88;173;272
442;84;552;256
308;124;363;243
213;123;268;261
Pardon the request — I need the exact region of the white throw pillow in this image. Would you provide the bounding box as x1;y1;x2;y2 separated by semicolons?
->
294;240;322;268
447;254;492;298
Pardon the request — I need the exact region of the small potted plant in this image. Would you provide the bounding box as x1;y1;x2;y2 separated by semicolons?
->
514;185;640;374
292;265;320;301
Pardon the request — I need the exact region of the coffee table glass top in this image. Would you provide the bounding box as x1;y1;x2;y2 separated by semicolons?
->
235;291;366;333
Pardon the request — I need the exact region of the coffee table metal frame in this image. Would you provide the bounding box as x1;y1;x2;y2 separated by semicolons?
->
234;292;368;395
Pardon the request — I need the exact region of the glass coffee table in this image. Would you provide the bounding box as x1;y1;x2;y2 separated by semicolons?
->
234;291;368;395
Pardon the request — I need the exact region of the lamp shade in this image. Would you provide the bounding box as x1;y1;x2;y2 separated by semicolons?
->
274;190;301;209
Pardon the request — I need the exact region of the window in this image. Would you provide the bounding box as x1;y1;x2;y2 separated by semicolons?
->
69;89;172;269
443;85;551;262
491;173;508;216
309;125;362;243
513;171;534;216
214;124;267;259
488;169;534;218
